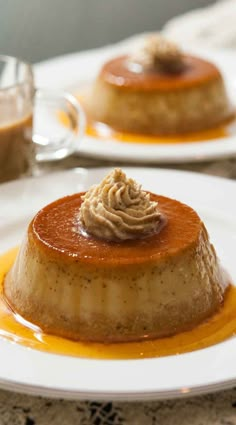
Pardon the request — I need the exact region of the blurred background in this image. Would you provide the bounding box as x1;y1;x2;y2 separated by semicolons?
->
0;0;214;63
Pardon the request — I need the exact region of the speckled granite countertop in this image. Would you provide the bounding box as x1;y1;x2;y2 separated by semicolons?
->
1;387;236;424
2;155;236;425
37;156;236;181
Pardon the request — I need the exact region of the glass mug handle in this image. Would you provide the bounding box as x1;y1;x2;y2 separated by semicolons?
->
33;89;86;162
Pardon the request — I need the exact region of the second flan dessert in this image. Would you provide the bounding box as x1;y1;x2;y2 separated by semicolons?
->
4;169;228;342
87;35;233;135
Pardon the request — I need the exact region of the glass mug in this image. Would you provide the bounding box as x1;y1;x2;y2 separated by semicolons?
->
0;55;85;183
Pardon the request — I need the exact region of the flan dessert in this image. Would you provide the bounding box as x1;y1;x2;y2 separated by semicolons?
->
87;34;233;135
4;169;228;342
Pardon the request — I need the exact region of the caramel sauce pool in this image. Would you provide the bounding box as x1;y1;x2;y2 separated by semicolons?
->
86;119;232;144
1;248;236;359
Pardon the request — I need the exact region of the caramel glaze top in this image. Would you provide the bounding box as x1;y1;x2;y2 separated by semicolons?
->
30;193;202;266
99;54;222;91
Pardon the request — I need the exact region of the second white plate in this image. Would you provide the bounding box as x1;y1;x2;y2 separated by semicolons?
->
35;41;236;163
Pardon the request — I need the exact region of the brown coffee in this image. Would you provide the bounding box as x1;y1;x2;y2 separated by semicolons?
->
0;114;34;183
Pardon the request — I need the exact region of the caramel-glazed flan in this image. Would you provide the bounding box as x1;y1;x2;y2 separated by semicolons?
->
87;35;233;135
4;169;227;343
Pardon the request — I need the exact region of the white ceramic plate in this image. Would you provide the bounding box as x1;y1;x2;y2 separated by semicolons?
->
35;41;236;163
1;167;236;401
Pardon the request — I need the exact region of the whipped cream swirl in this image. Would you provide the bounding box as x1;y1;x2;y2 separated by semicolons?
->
80;168;161;241
130;34;184;73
